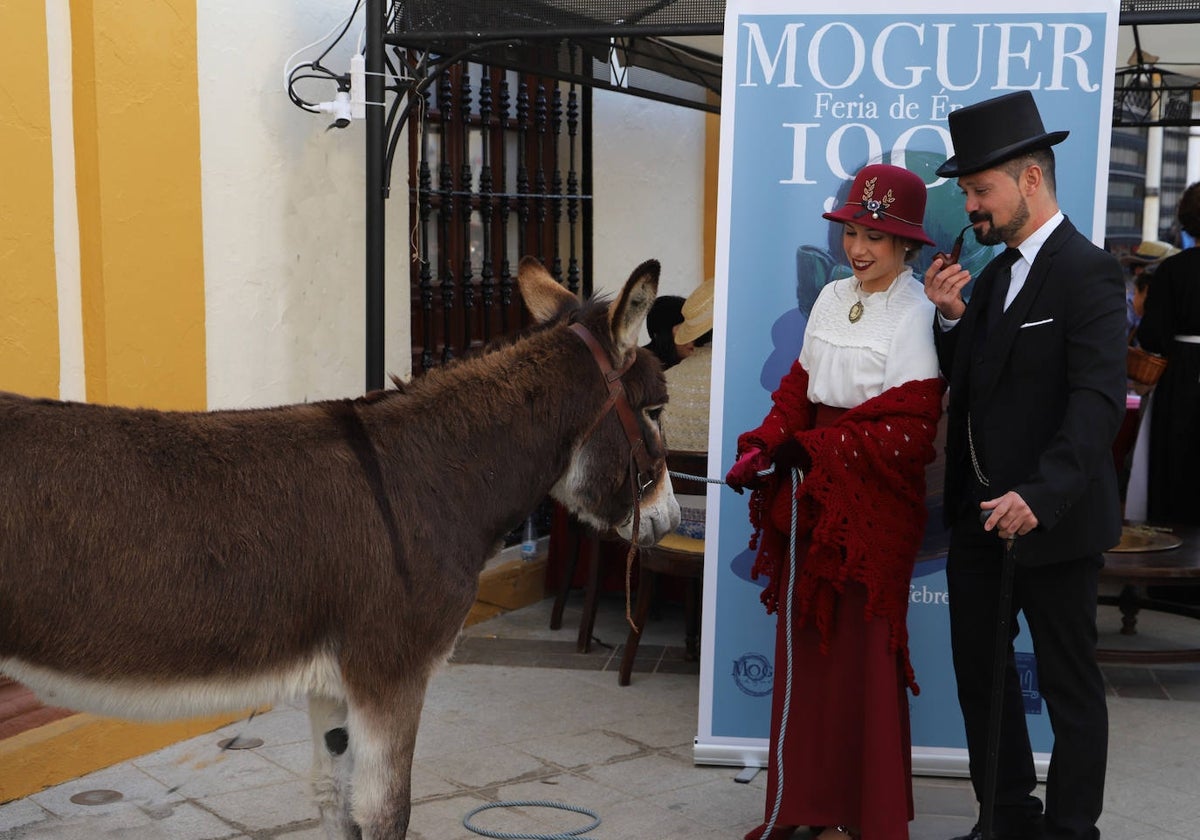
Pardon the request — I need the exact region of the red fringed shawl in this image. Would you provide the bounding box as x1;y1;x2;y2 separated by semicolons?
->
740;362;945;692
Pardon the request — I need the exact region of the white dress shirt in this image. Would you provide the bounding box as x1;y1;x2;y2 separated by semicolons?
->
937;211;1065;330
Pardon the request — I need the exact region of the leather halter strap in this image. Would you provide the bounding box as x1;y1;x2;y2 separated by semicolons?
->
568;322;657;486
569;320;661;634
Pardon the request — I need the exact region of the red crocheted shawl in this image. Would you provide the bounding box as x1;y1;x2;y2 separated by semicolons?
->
741;362;945;692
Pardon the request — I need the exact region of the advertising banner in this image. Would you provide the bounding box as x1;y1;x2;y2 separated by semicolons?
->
696;0;1120;774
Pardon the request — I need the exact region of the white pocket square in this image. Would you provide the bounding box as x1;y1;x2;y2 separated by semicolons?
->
1020;318;1054;329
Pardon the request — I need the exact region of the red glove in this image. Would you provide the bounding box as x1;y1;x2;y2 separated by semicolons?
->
725;446;773;493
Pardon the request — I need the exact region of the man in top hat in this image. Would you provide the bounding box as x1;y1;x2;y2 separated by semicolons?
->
923;91;1127;840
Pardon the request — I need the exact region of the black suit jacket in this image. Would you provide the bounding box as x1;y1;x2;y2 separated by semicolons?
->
935;217;1127;566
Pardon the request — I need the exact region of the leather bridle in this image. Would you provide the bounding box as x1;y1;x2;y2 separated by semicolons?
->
568;322;658;494
568;320;664;632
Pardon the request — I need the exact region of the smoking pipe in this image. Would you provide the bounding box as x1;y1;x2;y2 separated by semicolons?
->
933;223;973;266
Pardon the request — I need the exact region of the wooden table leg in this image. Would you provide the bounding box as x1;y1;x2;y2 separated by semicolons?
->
684;577;700;661
1117;584;1141;636
619;567;656;686
550;513;580;631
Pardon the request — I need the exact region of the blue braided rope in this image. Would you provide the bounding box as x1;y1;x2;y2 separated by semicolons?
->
462;800;601;839
668;469;724;483
669;463;775;485
761;466;802;837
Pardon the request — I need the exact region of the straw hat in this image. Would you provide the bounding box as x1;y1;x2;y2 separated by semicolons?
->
1119;240;1181;266
674;279;714;345
821;163;935;247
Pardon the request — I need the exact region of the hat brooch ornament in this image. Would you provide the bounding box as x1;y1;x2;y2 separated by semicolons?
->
854;177;896;221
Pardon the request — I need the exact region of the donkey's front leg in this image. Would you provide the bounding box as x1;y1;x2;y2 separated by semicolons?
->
347;679;428;840
309;693;362;840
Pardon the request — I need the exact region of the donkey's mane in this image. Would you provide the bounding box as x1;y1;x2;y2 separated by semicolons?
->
466;293;611;359
0;296;613;431
354;294;614;409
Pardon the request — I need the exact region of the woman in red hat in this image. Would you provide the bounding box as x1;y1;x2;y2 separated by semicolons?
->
727;163;946;840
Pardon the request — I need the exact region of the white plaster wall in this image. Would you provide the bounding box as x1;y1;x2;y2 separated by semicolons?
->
198;9;704;409
198;2;410;410
592;90;707;306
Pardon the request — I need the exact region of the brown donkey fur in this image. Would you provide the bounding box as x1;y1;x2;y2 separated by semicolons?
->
0;257;680;839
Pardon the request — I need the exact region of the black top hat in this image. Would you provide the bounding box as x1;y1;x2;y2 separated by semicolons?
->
935;91;1068;178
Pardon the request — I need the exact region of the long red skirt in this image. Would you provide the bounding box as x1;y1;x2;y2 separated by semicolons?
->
753;580;914;839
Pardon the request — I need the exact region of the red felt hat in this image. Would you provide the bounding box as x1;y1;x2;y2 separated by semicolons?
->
822;163;935;247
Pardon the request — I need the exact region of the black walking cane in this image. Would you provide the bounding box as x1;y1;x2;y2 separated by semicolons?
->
979;510;1019;840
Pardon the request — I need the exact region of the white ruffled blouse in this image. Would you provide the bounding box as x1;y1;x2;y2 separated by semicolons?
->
798;270;939;409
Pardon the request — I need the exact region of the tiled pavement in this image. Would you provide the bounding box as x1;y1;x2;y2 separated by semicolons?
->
2;592;1200;839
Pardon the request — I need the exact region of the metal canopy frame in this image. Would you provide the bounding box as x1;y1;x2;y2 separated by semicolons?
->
363;0;1200;389
384;0;724;115
379;0;1200;127
1118;1;1200;128
1115;66;1200;127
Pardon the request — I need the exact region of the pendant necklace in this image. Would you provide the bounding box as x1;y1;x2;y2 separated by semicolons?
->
848;282;865;323
848;273;899;323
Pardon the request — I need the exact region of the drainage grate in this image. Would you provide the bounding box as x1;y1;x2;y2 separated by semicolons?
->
217;736;264;750
69;789;123;806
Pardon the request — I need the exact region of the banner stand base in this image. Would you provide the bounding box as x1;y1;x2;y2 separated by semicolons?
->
693;740;1049;781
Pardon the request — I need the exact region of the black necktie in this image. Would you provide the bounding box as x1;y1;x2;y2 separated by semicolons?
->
985;248;1021;335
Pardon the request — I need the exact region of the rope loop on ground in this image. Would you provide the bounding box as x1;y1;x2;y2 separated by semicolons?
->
462;800;602;839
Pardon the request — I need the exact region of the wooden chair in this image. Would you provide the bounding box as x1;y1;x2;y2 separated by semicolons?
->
547;504;606;652
617;534;704;685
618;450;709;685
549;451;710;673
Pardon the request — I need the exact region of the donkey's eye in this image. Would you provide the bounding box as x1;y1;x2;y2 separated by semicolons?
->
645;406;664;423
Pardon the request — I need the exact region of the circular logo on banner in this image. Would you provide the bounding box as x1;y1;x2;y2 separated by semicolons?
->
732;652;774;697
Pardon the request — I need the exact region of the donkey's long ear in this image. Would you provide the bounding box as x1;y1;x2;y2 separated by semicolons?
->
609;259;660;356
518;256;578;324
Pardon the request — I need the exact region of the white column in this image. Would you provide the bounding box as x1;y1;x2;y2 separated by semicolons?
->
1187;95;1200;187
1142;73;1164;242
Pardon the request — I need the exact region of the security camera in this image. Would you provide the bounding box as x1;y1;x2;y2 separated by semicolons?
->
317;91;353;129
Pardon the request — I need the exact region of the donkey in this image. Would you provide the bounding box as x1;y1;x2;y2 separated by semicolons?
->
0;257;679;839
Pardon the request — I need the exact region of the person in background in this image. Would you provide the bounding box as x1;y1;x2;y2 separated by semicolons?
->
643;295;687;369
1184;229;1197;249
1120;240;1179;339
726;163;945;840
923;91;1126;840
1130;270;1152;336
662;279;714;453
1136;181;1200;526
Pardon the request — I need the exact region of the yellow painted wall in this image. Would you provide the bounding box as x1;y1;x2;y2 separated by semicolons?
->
0;0;216;797
0;1;60;398
72;0;207;409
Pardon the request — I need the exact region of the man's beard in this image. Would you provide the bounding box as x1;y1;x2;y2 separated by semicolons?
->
971;198;1030;246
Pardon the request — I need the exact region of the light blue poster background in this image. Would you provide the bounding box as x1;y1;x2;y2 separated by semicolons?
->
696;0;1119;774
